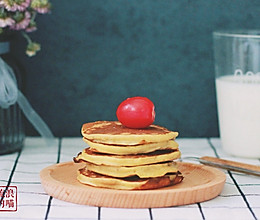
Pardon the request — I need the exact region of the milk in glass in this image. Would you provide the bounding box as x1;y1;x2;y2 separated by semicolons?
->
216;74;260;158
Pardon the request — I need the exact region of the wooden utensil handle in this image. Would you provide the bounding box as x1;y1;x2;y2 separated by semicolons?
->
199;156;260;176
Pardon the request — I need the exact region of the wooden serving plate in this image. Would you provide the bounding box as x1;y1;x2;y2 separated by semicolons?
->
40;161;226;208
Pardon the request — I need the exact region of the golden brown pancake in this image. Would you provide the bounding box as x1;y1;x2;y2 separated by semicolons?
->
77;168;183;190
81;121;179;145
74;148;181;166
79;161;179;178
83;138;179;155
74;120;183;190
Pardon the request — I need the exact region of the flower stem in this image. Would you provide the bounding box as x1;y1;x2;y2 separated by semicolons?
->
22;31;32;44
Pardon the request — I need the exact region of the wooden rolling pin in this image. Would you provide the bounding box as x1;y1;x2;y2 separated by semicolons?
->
198;156;260;176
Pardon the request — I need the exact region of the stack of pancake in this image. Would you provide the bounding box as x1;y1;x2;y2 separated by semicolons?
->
73;121;183;190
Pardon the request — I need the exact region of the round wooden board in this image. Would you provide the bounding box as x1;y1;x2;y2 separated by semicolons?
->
40;161;226;208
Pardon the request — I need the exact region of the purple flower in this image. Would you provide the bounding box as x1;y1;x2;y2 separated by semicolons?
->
25;20;37;32
0;0;51;56
31;0;51;14
0;0;31;12
10;11;31;30
0;17;15;28
34;6;49;14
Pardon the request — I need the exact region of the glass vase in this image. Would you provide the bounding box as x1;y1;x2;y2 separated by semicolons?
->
0;41;24;154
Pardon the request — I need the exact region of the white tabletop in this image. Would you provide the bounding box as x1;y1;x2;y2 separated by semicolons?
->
0;137;259;220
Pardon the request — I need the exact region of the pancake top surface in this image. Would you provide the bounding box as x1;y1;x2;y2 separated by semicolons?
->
83;121;172;135
81;121;178;145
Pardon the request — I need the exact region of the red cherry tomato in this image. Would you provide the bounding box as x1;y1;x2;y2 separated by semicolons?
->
116;97;155;128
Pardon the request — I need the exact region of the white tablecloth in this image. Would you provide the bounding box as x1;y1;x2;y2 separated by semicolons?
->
0;137;259;220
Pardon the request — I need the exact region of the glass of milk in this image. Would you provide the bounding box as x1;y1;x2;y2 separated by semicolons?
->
213;30;260;158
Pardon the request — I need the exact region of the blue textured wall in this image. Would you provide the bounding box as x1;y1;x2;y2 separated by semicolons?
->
14;0;260;137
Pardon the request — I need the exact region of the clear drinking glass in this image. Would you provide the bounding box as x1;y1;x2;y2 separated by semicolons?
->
0;41;24;155
213;30;260;158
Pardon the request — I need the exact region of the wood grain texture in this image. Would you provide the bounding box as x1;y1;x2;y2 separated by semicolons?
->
40;161;226;208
